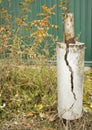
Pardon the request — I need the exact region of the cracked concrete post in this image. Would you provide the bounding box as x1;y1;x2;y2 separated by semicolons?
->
57;13;85;120
57;42;85;120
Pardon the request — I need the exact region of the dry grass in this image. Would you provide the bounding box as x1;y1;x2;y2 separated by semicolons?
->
0;62;92;130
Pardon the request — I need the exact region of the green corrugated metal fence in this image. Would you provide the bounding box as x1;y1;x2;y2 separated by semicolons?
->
0;0;92;66
70;0;92;66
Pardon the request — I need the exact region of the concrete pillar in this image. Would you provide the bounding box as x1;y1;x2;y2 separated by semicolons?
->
57;42;85;120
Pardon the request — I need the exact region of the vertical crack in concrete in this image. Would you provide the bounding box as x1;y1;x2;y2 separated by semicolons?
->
65;45;77;106
60;44;77;117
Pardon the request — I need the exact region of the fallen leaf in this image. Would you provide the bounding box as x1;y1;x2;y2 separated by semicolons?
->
26;112;34;117
37;104;43;110
90;103;92;109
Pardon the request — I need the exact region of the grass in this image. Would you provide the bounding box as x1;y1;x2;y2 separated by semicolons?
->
0;61;92;130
